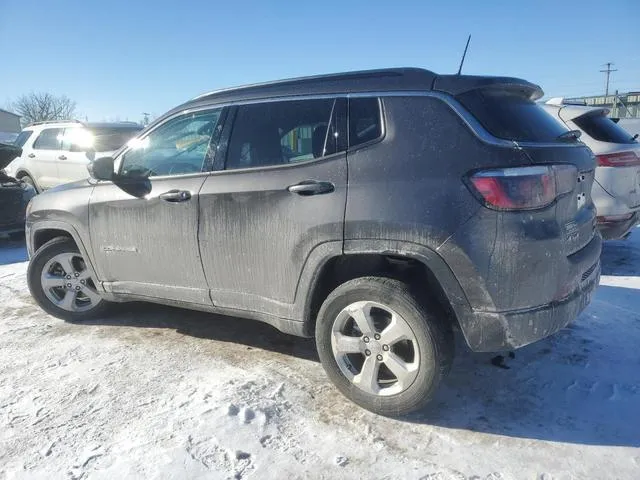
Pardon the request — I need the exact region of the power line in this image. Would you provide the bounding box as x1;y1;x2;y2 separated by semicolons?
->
600;62;618;96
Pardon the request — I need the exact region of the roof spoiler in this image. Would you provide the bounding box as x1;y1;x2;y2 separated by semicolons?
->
433;74;544;100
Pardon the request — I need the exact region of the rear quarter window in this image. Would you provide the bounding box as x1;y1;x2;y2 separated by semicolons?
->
573;112;637;144
457;89;570;143
349;97;382;148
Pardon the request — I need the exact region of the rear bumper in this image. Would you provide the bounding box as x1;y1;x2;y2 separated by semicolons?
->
470;259;600;351
440;222;602;352
597;212;640;240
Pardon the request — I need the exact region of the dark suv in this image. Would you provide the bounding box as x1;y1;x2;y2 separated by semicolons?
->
26;68;601;415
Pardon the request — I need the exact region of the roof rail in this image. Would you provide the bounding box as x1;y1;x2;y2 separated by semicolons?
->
27;119;84;127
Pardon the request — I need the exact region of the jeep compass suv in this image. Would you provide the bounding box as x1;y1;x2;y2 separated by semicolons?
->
25;68;601;415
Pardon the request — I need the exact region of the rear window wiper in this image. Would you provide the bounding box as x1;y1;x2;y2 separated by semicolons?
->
556;130;582;142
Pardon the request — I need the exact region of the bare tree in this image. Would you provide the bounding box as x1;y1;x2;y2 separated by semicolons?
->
11;92;76;126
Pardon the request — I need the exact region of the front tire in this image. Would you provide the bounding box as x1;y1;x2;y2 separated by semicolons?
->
27;237;109;321
315;277;453;416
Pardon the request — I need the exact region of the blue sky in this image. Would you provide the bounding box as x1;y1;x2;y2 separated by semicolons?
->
2;0;638;123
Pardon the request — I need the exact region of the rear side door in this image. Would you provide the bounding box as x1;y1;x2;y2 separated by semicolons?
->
29;127;63;189
198;97;347;314
88;108;227;305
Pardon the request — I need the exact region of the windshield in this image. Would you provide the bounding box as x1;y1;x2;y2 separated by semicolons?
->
457;89;572;142
89;126;143;152
573;112;638;144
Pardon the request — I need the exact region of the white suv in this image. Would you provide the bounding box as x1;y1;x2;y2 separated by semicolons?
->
543;99;640;239
5;121;142;191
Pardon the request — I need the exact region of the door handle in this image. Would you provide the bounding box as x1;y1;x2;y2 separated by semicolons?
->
287;180;335;196
58;155;67;160
159;189;192;202
28;153;35;158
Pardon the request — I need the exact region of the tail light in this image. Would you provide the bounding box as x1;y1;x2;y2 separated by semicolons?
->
597;213;634;224
596;151;640;167
467;165;577;211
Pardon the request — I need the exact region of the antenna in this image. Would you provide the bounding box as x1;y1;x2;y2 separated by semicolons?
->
457;35;471;75
599;62;617;96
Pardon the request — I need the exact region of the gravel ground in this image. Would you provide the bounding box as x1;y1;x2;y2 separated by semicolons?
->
0;233;639;480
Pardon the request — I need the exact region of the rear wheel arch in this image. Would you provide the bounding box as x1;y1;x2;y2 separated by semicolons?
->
301;243;472;339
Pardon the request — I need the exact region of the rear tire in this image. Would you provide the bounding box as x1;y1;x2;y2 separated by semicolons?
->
315;276;453;416
27;237;109;321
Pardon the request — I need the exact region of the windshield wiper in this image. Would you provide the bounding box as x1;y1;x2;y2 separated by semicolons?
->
556;130;582;142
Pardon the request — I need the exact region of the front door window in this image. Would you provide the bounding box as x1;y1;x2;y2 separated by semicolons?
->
120;109;223;177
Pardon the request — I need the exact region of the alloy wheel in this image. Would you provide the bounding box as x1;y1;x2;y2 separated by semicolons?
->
40;252;101;312
331;301;420;396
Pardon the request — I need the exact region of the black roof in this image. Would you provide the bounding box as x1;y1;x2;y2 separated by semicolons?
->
170;67;541;116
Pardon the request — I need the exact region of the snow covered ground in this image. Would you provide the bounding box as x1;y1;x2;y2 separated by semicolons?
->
0;231;639;480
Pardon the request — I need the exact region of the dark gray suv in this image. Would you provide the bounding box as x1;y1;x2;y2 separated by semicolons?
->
25;68;601;415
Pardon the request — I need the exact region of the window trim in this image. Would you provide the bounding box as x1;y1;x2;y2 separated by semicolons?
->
112;88;585;182
32;127;63;151
115;107;227;178
347;96;386;153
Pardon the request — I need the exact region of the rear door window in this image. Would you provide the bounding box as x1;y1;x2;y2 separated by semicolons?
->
226;98;346;170
457;89;571;142
573;112;637;144
32;128;63;150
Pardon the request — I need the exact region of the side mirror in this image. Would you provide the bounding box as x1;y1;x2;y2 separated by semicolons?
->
88;156;114;181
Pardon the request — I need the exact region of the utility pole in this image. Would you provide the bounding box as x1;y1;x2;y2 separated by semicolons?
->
600;62;617;96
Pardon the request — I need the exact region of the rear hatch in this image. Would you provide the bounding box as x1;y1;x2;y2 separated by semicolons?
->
448;83;597;255
563;109;640;210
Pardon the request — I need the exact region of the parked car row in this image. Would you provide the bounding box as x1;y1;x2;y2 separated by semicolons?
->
23;67;604;415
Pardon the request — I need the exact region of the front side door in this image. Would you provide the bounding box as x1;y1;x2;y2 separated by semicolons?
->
198;98;347;314
29;127;63;189
89;108;226;305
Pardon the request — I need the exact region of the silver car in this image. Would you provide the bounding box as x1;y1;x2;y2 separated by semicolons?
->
543;98;640;239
